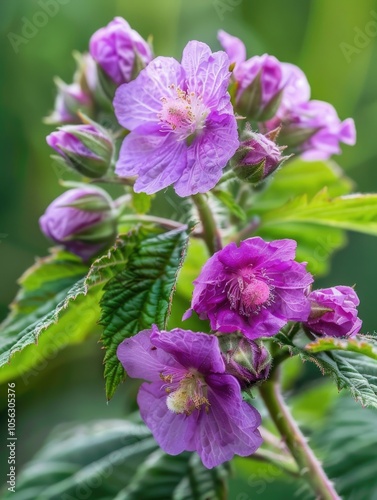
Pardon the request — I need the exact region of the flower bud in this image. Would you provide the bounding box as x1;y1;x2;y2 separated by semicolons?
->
277;100;356;160
235;54;285;121
47;124;114;179
231;127;289;184
39;187;117;261
218;334;271;388
45;78;93;125
304;286;362;338
89;17;153;88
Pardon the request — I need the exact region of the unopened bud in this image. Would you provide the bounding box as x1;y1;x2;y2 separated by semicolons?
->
231;127;290;184
218;334;271;388
39;187;117;261
47;123;113;178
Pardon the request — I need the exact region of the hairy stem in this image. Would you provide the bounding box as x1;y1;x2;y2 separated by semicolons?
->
259;378;341;500
119;214;187;231
192;193;222;254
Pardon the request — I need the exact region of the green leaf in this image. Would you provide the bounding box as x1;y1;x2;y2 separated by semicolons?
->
100;227;189;400
253;158;353;212
306;335;377;361
314;397;377;499
131;191;152;214
2;419;229;500
261;189;377;235
0;233;150;385
211;189;246;221
272;331;377;408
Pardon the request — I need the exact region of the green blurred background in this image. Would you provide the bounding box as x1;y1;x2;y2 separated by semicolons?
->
1;0;377;497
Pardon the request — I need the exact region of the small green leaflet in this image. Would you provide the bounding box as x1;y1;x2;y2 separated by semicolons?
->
100;226;190;400
273;331;377;408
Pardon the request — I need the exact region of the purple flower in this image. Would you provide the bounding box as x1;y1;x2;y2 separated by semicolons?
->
47;124;113;178
39;187;116;261
186;237;313;339
218;31;310;121
89;17;152;86
232;128;289;183
45;80;92;125
113;41;239;197
305;286;362;338
277;100;356;160
117;326;262;468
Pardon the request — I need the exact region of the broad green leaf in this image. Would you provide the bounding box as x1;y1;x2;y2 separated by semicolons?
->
0;250;87;334
272;331;377;408
0;233;145;385
100;227;189;400
261;189;377;235
1;419;229;500
314;397;377;499
116;450;229;500
253;158;353;212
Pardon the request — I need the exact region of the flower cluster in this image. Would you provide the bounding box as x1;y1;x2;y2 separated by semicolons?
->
218;30;356;160
38;17;363;471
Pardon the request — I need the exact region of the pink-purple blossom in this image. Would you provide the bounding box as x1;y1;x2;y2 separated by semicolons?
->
277;100;356;160
90;17;152;86
113;41;239;197
117;326;262;468
218;30;310;120
39;187;116;261
305;286;362;338
186;237;313;339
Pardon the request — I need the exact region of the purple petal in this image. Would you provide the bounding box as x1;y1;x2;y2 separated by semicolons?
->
181;41;212;78
117;329;180;382
151;328;225;374
114;57;185;131
217;30;246;66
195;374;262;468
174;112;239;197
115;129;187;193
138;382;196;455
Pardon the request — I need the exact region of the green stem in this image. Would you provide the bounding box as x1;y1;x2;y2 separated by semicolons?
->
259;378;341;500
192;193;222;254
119;214;186;231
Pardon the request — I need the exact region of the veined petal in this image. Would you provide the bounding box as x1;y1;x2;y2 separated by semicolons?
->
217;30;246;66
196;374;262;468
114;57;185;130
117;329;180;382
138;382;196;455
115;128;187;194
174;112;238;197
151;328;225;374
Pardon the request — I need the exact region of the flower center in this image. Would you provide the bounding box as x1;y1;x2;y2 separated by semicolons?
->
160;371;210;416
226;270;272;317
158;85;209;141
